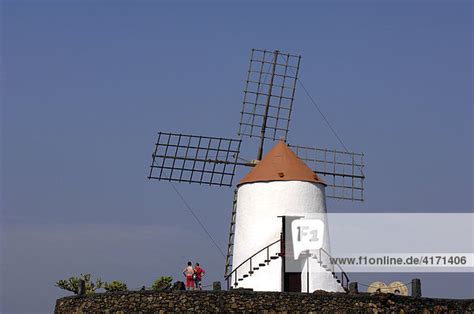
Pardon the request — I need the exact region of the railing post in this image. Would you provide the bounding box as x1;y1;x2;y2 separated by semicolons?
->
412;278;421;298
250;258;252;273
349;282;358;294
266;247;270;264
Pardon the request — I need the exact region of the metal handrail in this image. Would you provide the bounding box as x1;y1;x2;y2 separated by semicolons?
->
225;238;281;289
224;240;350;291
318;247;350;290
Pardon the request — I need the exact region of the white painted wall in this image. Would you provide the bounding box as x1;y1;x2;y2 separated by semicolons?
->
301;257;346;293
231;180;344;292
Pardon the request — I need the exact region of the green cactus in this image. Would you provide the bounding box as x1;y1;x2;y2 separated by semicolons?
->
55;273;103;295
104;280;128;292
152;276;173;291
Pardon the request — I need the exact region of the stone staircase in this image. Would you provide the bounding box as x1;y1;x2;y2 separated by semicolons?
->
311;252;349;292
225;239;281;289
226;241;348;292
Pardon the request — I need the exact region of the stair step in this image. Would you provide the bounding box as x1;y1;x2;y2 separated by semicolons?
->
270;256;279;260
243;274;249;278
253;267;259;270
238;278;243;281
259;263;266;267
249;271;254;274
264;259;271;263
337;280;341;283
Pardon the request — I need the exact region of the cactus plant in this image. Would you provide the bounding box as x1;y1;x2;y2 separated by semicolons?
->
152;276;173;291
55;273;103;295
104;280;128;292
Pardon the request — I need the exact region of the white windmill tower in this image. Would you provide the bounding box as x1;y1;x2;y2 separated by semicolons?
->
148;49;365;293
231;140;345;292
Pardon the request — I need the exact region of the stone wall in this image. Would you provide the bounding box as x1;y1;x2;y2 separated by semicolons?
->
55;290;474;313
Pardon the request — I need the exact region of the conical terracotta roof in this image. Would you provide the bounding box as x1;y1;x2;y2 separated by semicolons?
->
238;140;326;186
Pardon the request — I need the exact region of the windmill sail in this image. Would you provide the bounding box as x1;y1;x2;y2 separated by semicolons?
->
289;144;365;201
148;132;243;187
148;49;366;200
238;49;301;142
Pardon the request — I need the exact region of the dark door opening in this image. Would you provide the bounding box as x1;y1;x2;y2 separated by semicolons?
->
284;272;301;292
280;215;303;292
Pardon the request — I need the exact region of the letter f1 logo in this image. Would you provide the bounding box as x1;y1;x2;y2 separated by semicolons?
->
291;219;325;259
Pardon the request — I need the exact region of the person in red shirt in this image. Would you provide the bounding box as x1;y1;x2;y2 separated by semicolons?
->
193;263;205;290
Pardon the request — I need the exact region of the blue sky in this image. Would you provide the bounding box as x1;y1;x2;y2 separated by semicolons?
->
1;1;472;313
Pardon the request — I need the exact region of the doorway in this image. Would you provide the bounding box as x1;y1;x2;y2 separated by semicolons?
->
284;272;301;292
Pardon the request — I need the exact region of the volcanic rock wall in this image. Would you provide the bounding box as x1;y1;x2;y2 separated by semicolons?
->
55;290;474;313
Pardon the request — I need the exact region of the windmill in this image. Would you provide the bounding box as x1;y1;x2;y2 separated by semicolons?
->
148;49;365;292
